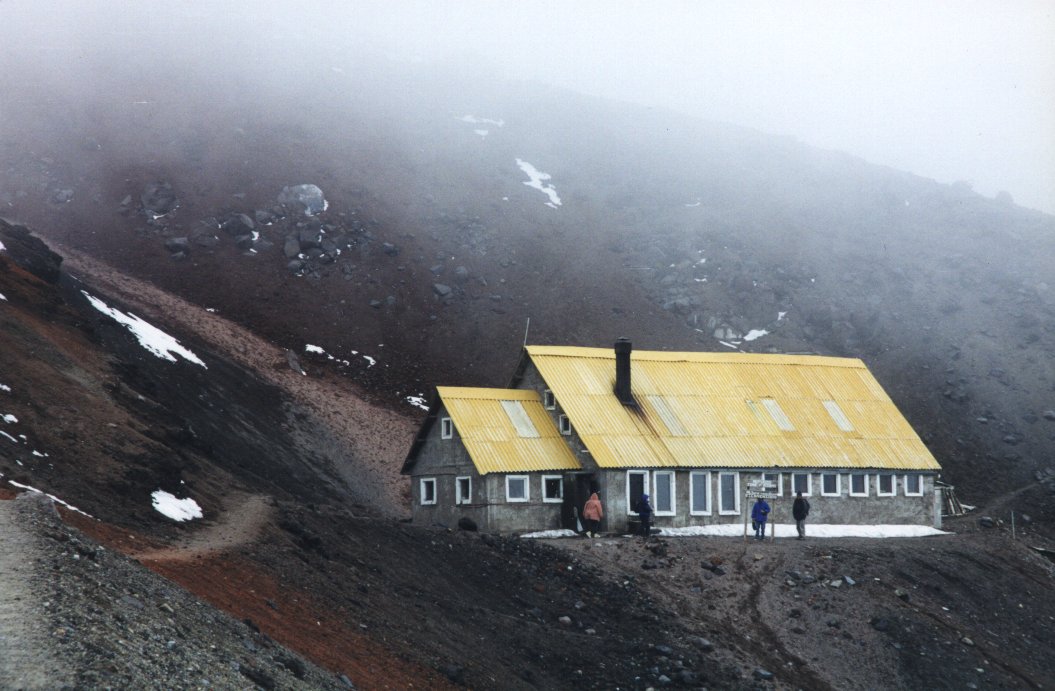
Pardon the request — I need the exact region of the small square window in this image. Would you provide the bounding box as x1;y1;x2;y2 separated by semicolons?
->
876;473;895;496
420;478;436;505
791;472;812;496
456;476;472;505
821;473;840;496
850;473;869;497
542;475;563;502
506;475;529;502
440;417;453;439
543;389;556;410
904;474;923;496
558;414;572;436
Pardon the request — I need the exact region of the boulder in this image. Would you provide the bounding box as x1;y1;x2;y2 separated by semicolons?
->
283;237;301;258
433;283;452;297
141;181;178;217
164;237;190;253
220;213;254;236
278;184;327;215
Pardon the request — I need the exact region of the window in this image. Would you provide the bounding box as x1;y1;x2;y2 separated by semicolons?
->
627;470;649;514
653;471;675;515
558;414;572;436
440;417;453;439
850;473;869;497
455;476;472;505
543;389;556;409
876;473;895;497
542;475;563;502
506;475;529;502
719;472;740;515
821;473;841;496
690;472;711;515
420;478;436;505
791;472;812;496
904;474;923;496
762;472;783;496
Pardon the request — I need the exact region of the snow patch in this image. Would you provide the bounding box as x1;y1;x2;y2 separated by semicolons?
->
657;523;949;538
0;383;11;392
0;293;7;301
2;414;17;423
0;239;6;251
474;129;489;138
778;311;787;321
305;344;325;355
0;430;18;443
82;291;207;367
521;529;577;539
515;159;561;208
743;329;769;342
685;200;701;207
405;394;428;411
459;115;504;127
151;489;203;522
362;355;377;367
7;480;92;517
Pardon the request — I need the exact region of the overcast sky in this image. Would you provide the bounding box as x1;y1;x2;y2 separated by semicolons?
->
348;0;1055;214
3;1;1052;213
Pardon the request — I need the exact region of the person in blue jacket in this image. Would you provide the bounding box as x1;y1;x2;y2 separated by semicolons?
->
637;493;653;539
751;497;771;540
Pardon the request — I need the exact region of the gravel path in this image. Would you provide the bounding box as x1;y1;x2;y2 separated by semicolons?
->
0;495;73;689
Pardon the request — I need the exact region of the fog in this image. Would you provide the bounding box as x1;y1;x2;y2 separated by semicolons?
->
1;0;1052;213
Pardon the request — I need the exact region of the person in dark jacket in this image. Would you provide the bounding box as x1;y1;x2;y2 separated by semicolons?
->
751;498;771;540
792;491;811;540
637;493;653;539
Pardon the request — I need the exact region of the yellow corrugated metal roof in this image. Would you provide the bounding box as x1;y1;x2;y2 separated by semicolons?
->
437;387;582;475
524;346;940;471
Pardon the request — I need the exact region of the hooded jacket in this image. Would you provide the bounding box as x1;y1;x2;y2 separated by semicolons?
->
583;493;603;521
751;499;771;522
637;494;653;518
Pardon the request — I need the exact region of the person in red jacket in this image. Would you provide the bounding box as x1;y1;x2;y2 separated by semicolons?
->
582;492;603;538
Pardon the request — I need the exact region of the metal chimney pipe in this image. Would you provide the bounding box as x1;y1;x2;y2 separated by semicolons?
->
614;337;634;405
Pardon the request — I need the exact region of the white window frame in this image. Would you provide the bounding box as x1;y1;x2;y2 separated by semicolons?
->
689;471;711;516
791;472;812;497
904;474;923;496
506;475;530;502
541;475;564;503
653;471;676;516
849;473;869;497
419;477;437;505
440;417;453;439
820;473;841;497
761;472;783;497
876;473;896;497
543;389;556;410
626;470;650;515
558;414;572;436
455;476;472;505
718;472;740;515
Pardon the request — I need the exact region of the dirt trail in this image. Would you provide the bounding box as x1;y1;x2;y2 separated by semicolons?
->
0;495;74;689
132;493;274;563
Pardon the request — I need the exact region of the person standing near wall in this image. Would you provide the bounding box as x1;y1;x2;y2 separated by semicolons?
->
637;493;653;539
793;491;811;540
582;492;603;538
751;497;771;540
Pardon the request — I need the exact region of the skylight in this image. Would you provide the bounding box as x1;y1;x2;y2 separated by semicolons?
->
760;398;795;431
647;395;687;436
501;400;540;438
823;400;854;432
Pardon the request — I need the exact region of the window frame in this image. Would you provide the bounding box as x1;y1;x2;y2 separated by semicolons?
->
653;470;676;516
718;471;740;515
506;475;530;502
791;472;812;497
820;473;841;497
761;472;783;497
543;389;556;410
904;474;923;496
876;473;896;497
440;417;453;440
689;471;711;516
558;414;572;436
626;470;650;515
455;475;472;505
849;473;869;497
419;477;437;505
541;474;564;503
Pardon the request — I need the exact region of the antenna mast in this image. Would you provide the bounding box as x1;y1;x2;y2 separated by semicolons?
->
523;317;531;346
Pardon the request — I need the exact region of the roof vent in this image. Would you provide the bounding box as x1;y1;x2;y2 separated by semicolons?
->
614;337;635;405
